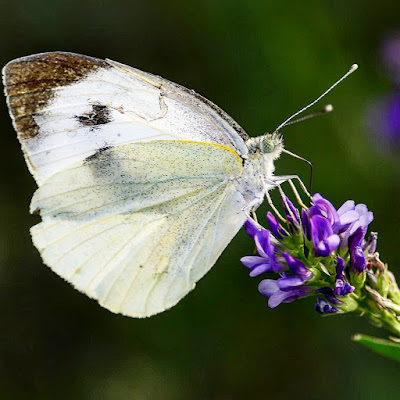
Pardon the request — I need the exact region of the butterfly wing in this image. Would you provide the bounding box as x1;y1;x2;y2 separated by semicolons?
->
3;52;249;185
30;141;250;317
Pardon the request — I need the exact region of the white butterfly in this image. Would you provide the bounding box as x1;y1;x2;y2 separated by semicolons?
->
2;52;356;317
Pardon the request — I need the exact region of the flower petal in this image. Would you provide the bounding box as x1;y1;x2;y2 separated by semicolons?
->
240;256;268;268
249;264;273;277
350;246;367;272
281;252;311;279
311;193;340;227
363;232;378;254
337;200;355;216
338;210;359;226
335;256;346;278
301;209;312;240
277;275;304;290
258;279;279;297
281;196;301;226
266;212;287;239
310;216;340;256
268;290;295;308
323;234;340;252
244;219;260;239
315;298;338;314
254;229;271;258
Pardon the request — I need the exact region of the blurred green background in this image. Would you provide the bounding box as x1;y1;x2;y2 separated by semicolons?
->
1;1;400;399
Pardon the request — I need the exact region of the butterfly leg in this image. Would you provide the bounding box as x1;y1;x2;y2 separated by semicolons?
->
277;184;304;222
262;180;288;223
272;174;311;209
242;199;263;230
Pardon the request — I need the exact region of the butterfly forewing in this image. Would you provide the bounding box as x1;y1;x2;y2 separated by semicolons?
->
3;52;249;185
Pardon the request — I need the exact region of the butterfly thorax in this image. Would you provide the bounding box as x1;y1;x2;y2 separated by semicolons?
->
233;133;283;209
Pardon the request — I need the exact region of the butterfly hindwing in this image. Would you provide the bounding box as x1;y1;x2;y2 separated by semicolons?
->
30;141;248;317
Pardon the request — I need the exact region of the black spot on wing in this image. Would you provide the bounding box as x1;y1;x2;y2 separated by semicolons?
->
84;146;113;163
75;103;113;130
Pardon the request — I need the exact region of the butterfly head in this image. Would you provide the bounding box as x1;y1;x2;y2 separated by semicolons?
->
246;132;283;159
260;133;283;155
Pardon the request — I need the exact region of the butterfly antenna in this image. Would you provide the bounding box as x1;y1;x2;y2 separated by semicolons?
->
273;64;358;133
283;104;333;127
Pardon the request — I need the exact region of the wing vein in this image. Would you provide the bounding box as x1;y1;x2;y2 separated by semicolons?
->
115;183;228;312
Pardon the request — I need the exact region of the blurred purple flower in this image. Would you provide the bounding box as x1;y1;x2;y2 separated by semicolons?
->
366;92;400;149
381;32;400;84
366;33;400;150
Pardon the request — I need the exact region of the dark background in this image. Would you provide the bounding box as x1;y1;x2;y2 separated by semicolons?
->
1;1;400;399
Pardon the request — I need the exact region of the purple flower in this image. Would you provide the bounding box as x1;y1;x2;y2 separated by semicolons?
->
335;201;361;234
259;279;314;308
366;33;400;150
257;254;314;308
334;257;354;296
301;209;312;241
315;298;338;314
337;201;374;236
304;194;372;244
349;227;367;273
281;196;301;232
302;194;341;256
316;287;342;305
244;219;261;239
241;220;284;276
381;32;400;84
366;32;400;151
363;232;378;254
266;212;287;240
385;93;400;143
309;215;340;257
366;93;400;150
335;200;374;254
309;193;340;228
282;252;313;280
241;192;375;315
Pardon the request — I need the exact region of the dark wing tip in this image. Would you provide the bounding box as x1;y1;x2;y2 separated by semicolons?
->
2;52;109;139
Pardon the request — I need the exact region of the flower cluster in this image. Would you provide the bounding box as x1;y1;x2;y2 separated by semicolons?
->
241;193;375;314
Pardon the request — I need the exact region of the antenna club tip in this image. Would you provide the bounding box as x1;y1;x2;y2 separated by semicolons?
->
324;104;334;112
350;63;359;72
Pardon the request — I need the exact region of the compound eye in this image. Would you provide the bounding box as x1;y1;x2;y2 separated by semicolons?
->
261;138;275;153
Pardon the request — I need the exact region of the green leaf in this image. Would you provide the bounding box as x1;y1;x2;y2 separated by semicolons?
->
353;334;400;362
